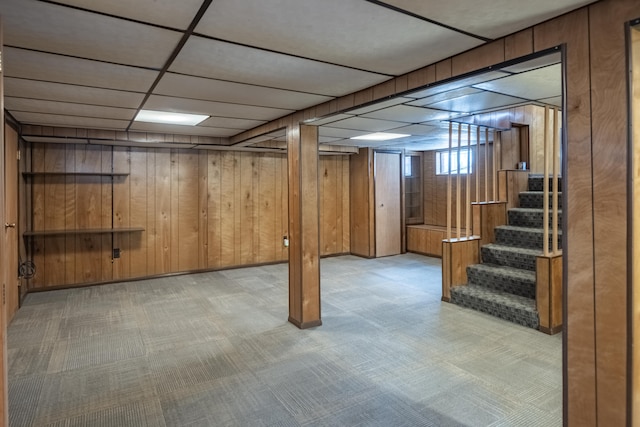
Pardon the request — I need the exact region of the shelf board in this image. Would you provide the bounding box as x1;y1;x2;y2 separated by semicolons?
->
23;172;128;177
24;227;145;237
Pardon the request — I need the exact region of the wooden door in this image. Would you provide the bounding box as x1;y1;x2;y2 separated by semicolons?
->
4;126;19;322
374;152;401;257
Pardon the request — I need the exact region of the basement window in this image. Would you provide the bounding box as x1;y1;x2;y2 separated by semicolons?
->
436;148;473;175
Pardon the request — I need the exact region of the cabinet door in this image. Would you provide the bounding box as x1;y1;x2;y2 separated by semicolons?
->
374;152;401;257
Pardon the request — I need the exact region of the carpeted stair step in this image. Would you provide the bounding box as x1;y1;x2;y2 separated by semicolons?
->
450;285;539;329
466;263;536;299
527;174;563;192
495;225;563;250
519;191;563;209
481;244;541;271
508;207;563;228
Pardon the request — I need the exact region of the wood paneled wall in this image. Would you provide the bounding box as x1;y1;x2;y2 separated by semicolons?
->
25;140;349;289
423;144;495;228
632;23;640;425
231;1;638;423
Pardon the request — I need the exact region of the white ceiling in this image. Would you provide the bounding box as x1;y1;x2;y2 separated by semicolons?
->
2;0;592;150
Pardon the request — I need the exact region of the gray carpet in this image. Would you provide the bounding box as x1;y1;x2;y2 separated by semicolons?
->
8;254;562;426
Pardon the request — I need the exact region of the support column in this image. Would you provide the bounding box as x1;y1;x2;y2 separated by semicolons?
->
287;124;321;329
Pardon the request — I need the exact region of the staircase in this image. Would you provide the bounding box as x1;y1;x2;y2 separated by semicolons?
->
450;174;562;329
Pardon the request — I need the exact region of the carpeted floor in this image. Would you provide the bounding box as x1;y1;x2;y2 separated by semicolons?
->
7;254;562;426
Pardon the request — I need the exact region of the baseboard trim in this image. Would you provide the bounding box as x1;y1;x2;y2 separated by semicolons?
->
288;317;322;329
539;325;563;335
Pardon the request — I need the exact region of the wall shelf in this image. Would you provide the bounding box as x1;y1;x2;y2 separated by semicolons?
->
24;227;144;237
23;172;128;177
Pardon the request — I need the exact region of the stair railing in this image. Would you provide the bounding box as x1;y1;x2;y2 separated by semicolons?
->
543;106;562;256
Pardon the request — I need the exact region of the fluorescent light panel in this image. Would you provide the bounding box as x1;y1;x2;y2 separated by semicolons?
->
350;132;410;141
135;109;209;126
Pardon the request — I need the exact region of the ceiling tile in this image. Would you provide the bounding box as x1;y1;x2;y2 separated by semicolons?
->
473;64;562;100
425;92;529;114
195;0;482;75
501;52;562;73
538;96;563;107
199;117;266;130
12;112;129;130
5;78;145;109
2;0;181;68
52;0;204;29
154;73;333;110
5;97;136;121
380;0;595;39
4;48;159;92
346;97;414;115
322;117;407;132
129;122;238;138
361;105;459;123
406;87;482;107
143;95;293;121
318;127;369;139
385;124;439;137
305;114;354;126
170;36;389;97
406;71;510;99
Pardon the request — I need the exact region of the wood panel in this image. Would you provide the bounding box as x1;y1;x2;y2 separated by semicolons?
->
534;8;596;426
588;2;638;424
374;152;401;257
0;23;8;426
406;225;449;257
632;23;640;426
350;149;374;257
4;126;19;323
498;170;529;210
441;238;479;301
471;202;507;247
22;140;348;289
537;254;563;335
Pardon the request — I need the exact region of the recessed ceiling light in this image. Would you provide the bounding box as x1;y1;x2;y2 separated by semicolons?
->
135;110;209;126
350;132;411;141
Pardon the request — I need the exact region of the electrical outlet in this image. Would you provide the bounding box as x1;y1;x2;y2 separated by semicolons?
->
113;248;121;258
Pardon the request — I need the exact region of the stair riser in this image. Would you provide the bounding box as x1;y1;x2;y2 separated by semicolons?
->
528;177;563;192
450;290;539;329
508;210;563;228
466;268;535;299
519;193;563;209
495;228;563;250
481;246;537;271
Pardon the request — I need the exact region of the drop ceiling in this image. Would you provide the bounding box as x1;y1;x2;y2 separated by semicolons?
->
2;0;591;151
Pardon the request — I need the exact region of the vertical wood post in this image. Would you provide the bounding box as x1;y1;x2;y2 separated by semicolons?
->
287;124;321;329
0;17;9;427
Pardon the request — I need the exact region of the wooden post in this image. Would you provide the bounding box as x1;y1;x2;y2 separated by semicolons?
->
447;122;452;241
492;130;498;201
484;127;489;202
537;254;563;334
552;108;560;255
475;126;480;205
287;124;321;329
466;125;471;239
0;17;8;427
543;106;550;257
456;123;461;239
